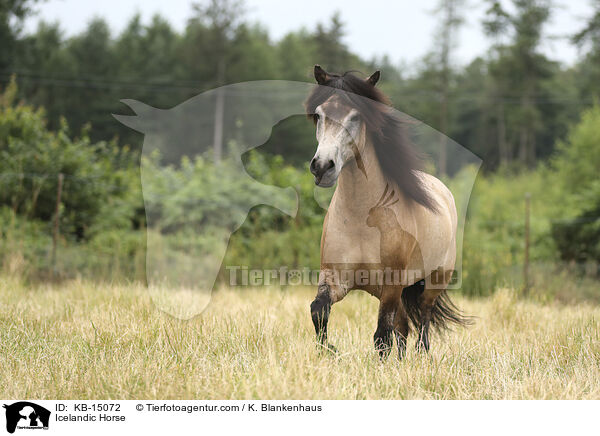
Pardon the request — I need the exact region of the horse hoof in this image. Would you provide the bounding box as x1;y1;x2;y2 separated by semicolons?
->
415;340;430;353
376;349;391;362
326;343;338;354
317;342;337;354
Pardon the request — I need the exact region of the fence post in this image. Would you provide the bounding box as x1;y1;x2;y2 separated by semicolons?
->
523;192;531;295
51;173;64;276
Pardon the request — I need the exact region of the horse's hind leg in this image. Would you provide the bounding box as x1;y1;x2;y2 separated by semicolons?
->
393;306;409;360
373;287;401;360
416;268;460;352
415;288;440;352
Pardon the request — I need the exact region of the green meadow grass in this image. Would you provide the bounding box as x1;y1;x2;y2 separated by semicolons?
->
1;277;599;399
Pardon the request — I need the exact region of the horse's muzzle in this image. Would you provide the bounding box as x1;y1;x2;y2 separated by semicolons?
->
310;157;335;186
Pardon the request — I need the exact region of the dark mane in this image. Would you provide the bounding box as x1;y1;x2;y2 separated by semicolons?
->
305;70;438;212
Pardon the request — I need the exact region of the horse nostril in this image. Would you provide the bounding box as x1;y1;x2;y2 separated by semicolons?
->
310;158;318;175
310;158;335;180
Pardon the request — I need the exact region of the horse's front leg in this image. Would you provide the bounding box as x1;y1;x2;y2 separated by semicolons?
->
310;269;347;353
310;284;335;352
373;287;401;360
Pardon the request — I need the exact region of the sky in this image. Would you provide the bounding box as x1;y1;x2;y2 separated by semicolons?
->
23;0;594;68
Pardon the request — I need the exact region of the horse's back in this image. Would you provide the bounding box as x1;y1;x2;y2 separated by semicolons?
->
418;171;457;230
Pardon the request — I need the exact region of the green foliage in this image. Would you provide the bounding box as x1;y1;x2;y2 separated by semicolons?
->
139;149;324;275
2;72;597;298
551;105;600;213
1;0;599;172
0;78;142;238
550;105;600;266
3;0;593;173
552;205;600;266
456;106;600;295
7;4;375;158
478;0;556;168
0;206;51;277
0;0;599;301
456;166;557;296
0;0;41;70
224;151;325;272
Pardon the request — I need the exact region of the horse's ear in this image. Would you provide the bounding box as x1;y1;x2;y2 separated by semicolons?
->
314;65;330;85
366;70;380;86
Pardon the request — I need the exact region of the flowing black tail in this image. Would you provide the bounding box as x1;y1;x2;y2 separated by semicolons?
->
401;281;473;332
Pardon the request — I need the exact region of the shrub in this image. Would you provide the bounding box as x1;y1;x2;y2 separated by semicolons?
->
550;105;600;267
0;78;141;240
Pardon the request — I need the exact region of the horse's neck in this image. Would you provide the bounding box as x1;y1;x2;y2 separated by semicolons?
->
334;140;387;216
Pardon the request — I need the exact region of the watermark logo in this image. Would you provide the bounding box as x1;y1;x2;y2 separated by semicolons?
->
3;402;50;434
226;266;458;288
114;80;481;319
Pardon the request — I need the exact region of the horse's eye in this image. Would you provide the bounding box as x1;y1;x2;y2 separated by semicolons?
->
349;113;360;123
313;114;320;123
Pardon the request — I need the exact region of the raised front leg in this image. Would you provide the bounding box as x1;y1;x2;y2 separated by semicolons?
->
310;269;348;353
310;284;336;353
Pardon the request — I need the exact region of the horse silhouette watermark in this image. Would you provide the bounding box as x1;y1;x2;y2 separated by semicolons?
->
114;77;480;321
3;402;50;434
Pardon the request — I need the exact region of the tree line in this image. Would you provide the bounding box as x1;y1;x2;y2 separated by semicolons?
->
1;0;599;292
0;0;599;172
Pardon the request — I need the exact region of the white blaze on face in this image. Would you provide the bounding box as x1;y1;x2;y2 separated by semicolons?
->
312;103;363;187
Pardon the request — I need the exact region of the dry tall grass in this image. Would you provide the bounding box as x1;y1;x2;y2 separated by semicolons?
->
1;277;599;399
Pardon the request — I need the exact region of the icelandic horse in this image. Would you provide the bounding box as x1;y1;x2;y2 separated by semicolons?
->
306;65;470;359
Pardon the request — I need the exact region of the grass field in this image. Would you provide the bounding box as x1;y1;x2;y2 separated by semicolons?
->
1;276;599;399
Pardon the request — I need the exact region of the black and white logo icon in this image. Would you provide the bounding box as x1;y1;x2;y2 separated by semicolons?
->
3;402;50;434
